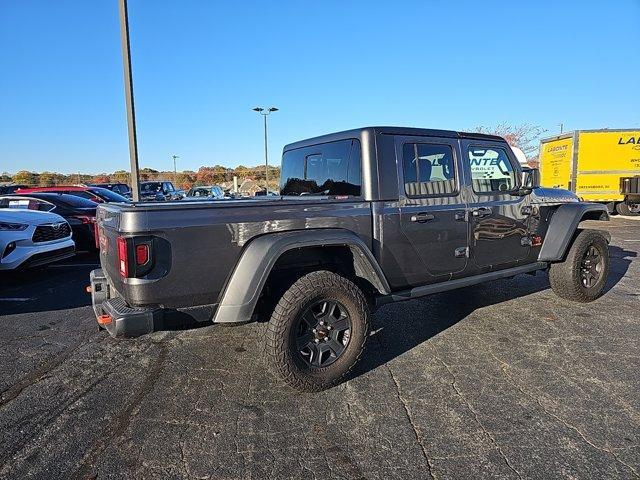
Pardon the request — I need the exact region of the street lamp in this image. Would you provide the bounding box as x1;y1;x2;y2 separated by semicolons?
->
252;106;278;190
172;154;179;184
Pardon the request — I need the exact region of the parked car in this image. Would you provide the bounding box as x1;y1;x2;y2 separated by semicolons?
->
139;181;183;201
254;189;279;196
89;183;132;198
89;126;611;392
0;184;28;195
0;207;75;270
8;193;98;252
183;185;226;201
16;186;129;203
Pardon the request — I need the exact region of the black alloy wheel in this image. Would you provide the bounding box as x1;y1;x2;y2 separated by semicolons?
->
295;299;352;368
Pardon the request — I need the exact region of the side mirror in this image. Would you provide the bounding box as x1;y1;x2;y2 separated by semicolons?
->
522;167;541;189
514;168;540;196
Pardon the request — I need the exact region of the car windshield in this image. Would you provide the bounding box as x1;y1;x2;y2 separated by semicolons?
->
188;187;212;197
141;182;162;193
89;187;128;202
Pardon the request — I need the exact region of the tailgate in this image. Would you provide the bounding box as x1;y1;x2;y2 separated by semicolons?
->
96;204;126;298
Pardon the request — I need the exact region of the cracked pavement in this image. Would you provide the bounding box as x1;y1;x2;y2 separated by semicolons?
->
0;218;638;479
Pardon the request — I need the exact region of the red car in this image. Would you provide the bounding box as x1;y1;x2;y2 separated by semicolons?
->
16;186;129;203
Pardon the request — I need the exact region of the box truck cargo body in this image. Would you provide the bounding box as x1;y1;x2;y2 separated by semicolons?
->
539;129;640;215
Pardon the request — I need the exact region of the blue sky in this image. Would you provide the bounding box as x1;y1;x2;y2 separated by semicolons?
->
1;0;639;175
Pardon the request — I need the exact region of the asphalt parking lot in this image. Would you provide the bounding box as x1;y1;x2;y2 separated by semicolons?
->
0;218;638;480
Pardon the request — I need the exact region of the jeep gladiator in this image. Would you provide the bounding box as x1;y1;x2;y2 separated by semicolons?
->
89;127;611;391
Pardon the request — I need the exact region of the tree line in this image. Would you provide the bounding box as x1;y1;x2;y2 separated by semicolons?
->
1;164;282;191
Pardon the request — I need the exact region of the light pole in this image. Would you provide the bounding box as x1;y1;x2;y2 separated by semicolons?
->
252;107;278;191
172;154;179;184
118;0;141;201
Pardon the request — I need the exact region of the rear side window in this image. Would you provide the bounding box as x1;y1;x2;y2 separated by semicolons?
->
402;143;457;197
467;146;518;193
280;139;361;196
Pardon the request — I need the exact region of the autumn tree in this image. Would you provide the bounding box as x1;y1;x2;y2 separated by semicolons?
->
12;170;39;186
38;171;58;186
475;123;546;163
112;170;129;183
139;168;159;181
93;174;111;183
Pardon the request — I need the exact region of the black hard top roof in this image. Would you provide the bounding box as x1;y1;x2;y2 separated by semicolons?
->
284;126;505;151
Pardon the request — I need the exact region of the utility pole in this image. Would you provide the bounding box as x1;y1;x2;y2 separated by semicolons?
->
252;107;278;191
172;154;179;185
559;123;564;134
118;0;141;201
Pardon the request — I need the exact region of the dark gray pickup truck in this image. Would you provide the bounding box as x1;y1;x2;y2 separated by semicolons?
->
89;127;611;391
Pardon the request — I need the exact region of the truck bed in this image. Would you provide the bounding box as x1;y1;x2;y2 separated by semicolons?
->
97;197;373;308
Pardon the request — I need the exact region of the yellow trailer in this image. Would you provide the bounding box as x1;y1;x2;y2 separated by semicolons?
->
539;129;640;215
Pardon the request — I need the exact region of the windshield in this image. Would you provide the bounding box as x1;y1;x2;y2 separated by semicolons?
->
188;187;212;197
141;182;162;193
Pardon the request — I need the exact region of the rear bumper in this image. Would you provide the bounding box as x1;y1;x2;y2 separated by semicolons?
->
90;269;162;337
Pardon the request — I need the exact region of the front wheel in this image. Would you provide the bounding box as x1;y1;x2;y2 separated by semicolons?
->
549;229;610;302
265;270;370;392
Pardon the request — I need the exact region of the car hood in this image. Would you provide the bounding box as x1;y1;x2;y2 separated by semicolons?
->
530;187;580;205
0;208;67;226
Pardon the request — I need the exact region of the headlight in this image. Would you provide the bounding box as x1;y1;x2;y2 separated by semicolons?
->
0;222;28;231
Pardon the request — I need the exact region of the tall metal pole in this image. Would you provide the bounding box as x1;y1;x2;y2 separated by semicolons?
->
263;114;268;189
118;0;140;201
253;107;278;191
172;154;179;185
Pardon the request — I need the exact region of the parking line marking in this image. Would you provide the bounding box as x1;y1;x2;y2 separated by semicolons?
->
0;298;34;302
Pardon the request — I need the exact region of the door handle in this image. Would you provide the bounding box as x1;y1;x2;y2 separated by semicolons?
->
410;213;435;223
471;207;492;218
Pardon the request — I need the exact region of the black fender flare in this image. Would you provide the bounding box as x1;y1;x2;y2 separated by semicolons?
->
213;229;390;324
538;203;610;262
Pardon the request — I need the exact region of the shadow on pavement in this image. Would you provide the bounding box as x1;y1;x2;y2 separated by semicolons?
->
0;253;98;316
351;244;636;381
605;245;636;294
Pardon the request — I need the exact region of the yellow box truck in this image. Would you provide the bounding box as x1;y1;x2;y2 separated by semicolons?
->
539;129;640;215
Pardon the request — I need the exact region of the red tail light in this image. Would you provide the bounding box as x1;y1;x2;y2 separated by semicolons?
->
117;236;128;277
135;244;149;265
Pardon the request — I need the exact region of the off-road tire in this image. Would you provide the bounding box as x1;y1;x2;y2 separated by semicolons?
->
549;229;610;302
265;270;370;392
615;201;640;216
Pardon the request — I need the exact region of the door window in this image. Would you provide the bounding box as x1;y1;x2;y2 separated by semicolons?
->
467;147;518;193
402;143;457;197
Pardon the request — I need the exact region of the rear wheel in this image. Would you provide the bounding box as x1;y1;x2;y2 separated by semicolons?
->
549;229;610;302
615;201;640;216
265;270;370;392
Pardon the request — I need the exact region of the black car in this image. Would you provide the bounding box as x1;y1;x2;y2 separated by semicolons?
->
9;192;99;252
89;183;132;198
139;181;182;201
0;184;28;195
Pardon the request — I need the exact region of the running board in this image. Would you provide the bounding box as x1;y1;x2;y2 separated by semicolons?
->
376;262;547;307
